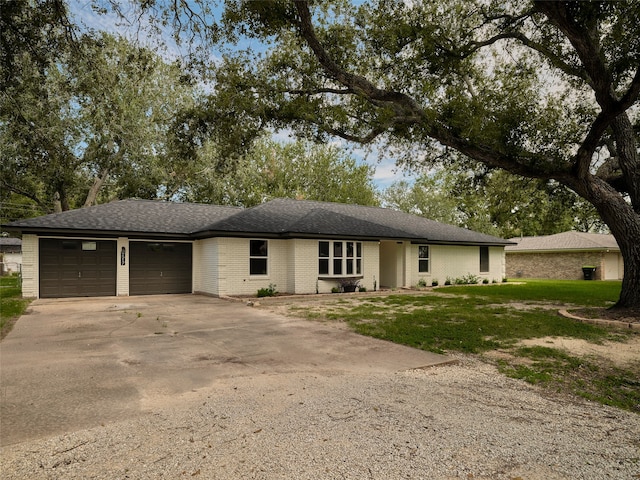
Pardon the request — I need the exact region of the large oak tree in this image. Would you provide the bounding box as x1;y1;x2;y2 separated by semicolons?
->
136;0;638;309
1;1;197;216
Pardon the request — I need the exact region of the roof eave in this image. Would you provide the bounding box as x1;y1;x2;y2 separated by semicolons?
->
9;226;193;240
506;247;619;253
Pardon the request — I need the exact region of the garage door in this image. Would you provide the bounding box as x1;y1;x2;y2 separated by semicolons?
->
129;242;192;295
39;239;117;298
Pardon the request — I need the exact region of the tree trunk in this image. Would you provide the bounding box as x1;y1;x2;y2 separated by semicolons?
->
570;175;640;310
83;168;109;208
53;191;62;213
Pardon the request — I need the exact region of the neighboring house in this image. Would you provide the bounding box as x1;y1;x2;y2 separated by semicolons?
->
3;198;512;298
505;231;623;281
0;237;22;274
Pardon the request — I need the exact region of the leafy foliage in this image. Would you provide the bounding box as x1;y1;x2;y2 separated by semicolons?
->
138;0;640;307
183;137;379;207
383;168;607;237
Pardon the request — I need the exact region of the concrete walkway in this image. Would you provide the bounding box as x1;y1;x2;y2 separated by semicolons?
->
0;294;450;446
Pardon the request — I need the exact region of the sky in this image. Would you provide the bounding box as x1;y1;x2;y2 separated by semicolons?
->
67;0;414;192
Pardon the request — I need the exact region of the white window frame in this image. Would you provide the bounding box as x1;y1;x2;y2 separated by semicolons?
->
318;240;362;277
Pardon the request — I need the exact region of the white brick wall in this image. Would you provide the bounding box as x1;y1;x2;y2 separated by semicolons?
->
217;238;290;296
193;238;220;296
20;232;506;298
20;234;38;297
426;245;504;285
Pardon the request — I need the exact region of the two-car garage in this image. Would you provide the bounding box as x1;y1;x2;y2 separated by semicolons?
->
39;239;192;298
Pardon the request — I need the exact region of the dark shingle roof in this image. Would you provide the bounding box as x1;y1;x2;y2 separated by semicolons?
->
198;198;511;245
3;198;512;245
4;199;241;237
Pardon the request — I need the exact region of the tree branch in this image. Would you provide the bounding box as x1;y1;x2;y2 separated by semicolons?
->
0;179;51;212
293;1;425;118
287;87;355;95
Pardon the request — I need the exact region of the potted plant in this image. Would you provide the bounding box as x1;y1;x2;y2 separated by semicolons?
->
338;277;360;293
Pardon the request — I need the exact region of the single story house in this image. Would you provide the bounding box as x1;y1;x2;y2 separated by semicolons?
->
505;231;623;281
0;237;22;274
3;198;512;298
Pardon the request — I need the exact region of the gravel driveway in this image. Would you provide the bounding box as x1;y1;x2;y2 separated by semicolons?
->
1;295;638;479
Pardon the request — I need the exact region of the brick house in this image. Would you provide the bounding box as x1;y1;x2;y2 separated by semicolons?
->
505;231;623;281
3;198;512;298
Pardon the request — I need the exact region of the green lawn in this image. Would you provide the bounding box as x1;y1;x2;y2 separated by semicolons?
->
0;275;32;339
293;280;639;412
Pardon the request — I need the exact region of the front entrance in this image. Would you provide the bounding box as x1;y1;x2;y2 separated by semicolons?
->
129;242;192;295
39;238;117;298
379;241;406;288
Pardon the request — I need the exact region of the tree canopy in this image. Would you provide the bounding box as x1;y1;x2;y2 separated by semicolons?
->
3;0;639;309
180;136;379;207
135;0;638;308
0;19;197;216
384;169;606;239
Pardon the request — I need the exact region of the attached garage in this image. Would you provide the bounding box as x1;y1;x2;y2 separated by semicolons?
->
39;239;116;298
129;242;192;295
6;199;513;299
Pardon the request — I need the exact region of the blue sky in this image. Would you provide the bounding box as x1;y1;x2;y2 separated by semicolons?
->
68;1;413;191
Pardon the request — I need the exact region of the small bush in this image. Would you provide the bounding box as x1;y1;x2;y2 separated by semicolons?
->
432;279;439;286
417;278;427;288
358;286;367;292
482;278;489;284
460;273;480;284
257;283;278;297
331;286;341;293
445;277;452;286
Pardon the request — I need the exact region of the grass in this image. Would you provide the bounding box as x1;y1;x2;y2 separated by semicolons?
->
292;279;639;413
0;275;32;340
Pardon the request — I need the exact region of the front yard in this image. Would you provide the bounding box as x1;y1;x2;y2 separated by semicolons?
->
0;275;31;340
272;280;639;413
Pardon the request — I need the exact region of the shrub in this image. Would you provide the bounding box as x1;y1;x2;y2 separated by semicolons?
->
483;278;489;284
460;273;480;284
331;286;341;293
358;286;367;292
432;279;439;286
417;278;427;288
257;283;278;297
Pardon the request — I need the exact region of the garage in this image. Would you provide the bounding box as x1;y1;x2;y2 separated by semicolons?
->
129;242;192;295
39;239;117;298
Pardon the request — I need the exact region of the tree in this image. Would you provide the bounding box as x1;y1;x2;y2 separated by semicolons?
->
1;2;197;217
183;137;379;207
383;168;605;238
381;172;460;226
133;0;638;309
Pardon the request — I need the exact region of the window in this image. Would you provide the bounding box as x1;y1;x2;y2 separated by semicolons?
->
250;240;268;275
319;241;362;276
418;245;429;273
480;246;489;273
319;241;330;275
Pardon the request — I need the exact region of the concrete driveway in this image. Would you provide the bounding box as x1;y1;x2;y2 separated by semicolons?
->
0;294;449;446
